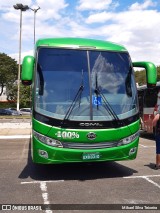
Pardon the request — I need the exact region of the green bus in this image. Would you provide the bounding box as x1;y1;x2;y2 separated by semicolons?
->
22;38;156;164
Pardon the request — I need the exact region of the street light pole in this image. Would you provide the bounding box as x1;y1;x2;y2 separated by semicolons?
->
30;7;40;45
13;4;29;111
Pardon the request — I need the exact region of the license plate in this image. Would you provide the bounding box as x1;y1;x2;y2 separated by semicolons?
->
82;152;100;160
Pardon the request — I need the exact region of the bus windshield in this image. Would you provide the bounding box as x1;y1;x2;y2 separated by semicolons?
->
34;48;138;121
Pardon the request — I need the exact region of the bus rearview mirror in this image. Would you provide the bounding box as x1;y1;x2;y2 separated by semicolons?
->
21;55;35;85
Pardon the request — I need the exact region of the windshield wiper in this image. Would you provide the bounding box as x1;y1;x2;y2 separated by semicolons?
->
62;85;84;124
95;88;120;121
37;63;44;95
94;73;119;121
125;66;132;97
62;70;84;125
95;72;99;110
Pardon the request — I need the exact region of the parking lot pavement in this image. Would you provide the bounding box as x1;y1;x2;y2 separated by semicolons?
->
0;125;160;212
0;134;160;213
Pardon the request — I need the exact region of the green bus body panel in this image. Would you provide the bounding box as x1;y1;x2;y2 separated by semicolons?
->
21;56;34;81
33;118;139;142
31;118;139;164
32;139;138;164
36;37;127;52
21;37;156;164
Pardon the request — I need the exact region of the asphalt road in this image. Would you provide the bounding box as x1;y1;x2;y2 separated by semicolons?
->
0;132;160;213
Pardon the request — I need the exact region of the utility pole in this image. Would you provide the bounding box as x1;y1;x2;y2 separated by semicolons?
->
30;6;40;45
13;4;29;111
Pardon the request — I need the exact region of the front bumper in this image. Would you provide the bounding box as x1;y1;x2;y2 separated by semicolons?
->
31;137;139;164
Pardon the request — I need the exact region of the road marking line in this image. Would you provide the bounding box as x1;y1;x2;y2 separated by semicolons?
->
21;180;64;212
40;182;52;213
124;174;160;189
40;182;48;192
0;135;31;139
21;180;64;184
143;177;160;189
124;174;160;179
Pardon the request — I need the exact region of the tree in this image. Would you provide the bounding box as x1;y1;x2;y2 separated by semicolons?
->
0;53;31;107
157;66;160;81
0;53;17;97
135;69;146;85
19;84;31;108
135;66;160;86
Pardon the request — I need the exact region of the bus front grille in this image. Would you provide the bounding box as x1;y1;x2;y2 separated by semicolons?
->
61;141;118;149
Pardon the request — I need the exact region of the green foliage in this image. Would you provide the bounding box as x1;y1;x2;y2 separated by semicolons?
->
134;69;146;85
0;53;17;96
135;66;160;85
19;84;31;108
0;53;31;108
157;66;160;81
0;101;16;109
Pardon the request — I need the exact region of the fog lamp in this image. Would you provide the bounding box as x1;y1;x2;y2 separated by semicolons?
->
38;150;48;159
129;147;137;156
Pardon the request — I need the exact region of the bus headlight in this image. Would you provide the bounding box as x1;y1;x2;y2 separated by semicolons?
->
118;131;139;146
33;130;63;148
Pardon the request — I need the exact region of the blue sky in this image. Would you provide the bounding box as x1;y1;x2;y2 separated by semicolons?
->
0;0;160;65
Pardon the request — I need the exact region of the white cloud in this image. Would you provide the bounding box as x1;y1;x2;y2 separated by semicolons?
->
86;11;113;23
129;0;157;11
1;0;160;66
2;0;68;23
9;50;34;63
83;7;160;65
77;0;112;11
84;9;160;45
36;0;68;9
1;0;70;42
0;0;32;10
35;0;68;21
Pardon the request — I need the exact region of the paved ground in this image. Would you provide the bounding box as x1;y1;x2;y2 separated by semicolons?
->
0;119;31;136
0;128;160;212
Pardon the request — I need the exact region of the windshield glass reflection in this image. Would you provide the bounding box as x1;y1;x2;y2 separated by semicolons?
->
34;48;138;121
